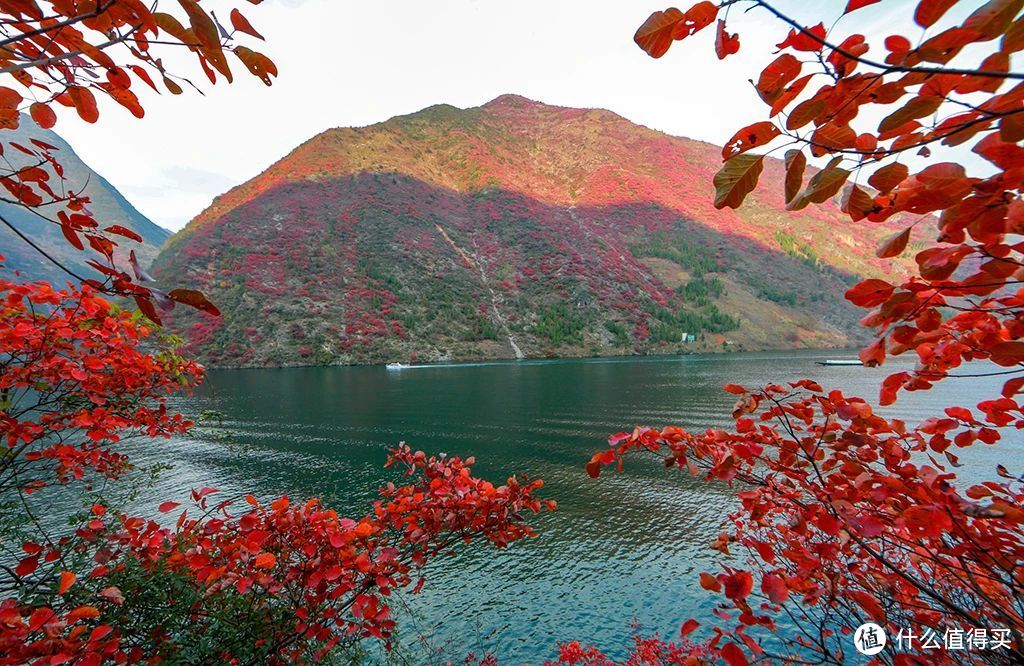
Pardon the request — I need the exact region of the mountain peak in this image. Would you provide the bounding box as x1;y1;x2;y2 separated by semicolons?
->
154;94;912;368
482;94;541;109
479;95;627;126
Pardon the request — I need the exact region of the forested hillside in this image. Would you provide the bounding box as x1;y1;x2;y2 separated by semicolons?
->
153;95;916;367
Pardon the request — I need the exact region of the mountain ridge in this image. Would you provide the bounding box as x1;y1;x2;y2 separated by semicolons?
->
0;115;169;285
153;95;913;368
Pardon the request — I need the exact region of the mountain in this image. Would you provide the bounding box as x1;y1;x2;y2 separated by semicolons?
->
0;116;169;285
153;95;914;368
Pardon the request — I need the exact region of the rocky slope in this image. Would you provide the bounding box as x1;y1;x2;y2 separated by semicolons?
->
153;95;914;367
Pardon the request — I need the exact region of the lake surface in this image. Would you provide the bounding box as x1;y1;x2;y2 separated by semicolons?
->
132;350;1011;664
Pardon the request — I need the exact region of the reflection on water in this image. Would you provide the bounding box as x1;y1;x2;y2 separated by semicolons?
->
118;350;1012;663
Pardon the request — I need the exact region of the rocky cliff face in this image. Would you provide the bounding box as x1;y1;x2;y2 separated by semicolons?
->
152;95;912;367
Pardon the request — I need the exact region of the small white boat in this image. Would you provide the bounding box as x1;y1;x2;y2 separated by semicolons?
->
817;359;863;366
385;362;408;370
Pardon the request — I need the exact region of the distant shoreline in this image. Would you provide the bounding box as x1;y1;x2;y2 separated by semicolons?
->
199;344;864;372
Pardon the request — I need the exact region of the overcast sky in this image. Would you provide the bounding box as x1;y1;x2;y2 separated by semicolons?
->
46;0;986;232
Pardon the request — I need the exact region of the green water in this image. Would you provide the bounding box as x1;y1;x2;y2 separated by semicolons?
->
130;350;1009;663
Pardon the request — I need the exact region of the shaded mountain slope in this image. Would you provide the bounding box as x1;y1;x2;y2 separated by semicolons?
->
0;116;168;285
154;95;914;367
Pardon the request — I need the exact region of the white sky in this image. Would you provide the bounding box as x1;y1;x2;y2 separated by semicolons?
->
46;0;988;232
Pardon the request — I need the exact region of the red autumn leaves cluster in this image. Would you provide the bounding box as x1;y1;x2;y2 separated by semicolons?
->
0;0;276;318
635;0;1024;406
581;382;1024;664
2;449;551;664
567;0;1024;663
634;2;719;59
0;273;203;488
0;0;275;122
0;272;553;662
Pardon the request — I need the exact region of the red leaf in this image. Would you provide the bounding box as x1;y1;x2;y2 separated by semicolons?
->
756;54;801;104
585;452;610;478
720;642;750;666
842;184;877;222
230;8;264;40
810;123;857;156
876;226;912;258
714;19;740;60
722;121;778;160
851;590;886;622
844;0;880;13
28;607;55;632
722;570;753;600
66;606;100;622
58;571;76;595
30;102;56;129
785;98;824;131
0;86;22;109
158;501;180;513
104;225;143;242
699;572;722;591
634;8;685;58
678;2;718;38
869;162;909;194
776;23;827;52
59;216;85;251
962;0;1024;39
860;337;886;367
769;74;813;116
68;86;98;123
130;65;159;91
784;150;806;205
989;341;1024;367
761;573;789;605
16;556;39;577
914;0;958;28
788;156;850;209
168;288;221;316
253;552;277;569
134;295;162;325
885;35;912;52
846;279;894;307
680;619;700;636
99;586;125;605
1002;376;1024;397
878;95;943;134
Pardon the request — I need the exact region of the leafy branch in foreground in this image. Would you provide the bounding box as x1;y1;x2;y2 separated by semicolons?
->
551;1;1024;663
0;271;553;663
0;0;277;321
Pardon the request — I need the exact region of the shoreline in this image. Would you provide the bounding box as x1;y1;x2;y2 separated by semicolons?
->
199;344;866;373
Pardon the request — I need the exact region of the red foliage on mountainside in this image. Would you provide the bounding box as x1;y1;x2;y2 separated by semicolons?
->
154;96;918;367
